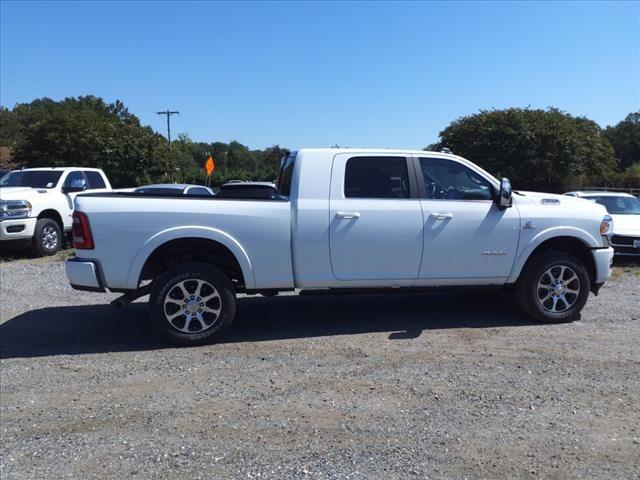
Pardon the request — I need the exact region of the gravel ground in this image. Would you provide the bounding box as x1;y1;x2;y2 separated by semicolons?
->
1;255;639;479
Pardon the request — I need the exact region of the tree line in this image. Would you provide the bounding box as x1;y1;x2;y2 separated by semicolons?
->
0;96;637;191
0;96;288;188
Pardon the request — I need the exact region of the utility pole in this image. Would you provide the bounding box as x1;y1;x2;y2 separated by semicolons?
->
157;110;179;182
156;110;179;147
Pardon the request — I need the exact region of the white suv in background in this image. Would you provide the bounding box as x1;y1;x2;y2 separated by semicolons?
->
0;167;111;256
564;191;640;258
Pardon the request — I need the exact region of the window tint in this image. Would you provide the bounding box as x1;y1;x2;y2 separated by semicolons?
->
134;187;184;195
63;171;85;187
419;157;493;200
0;170;62;188
84;171;106;189
186;187;211;196
217;185;277;199
344;157;410;199
588;195;640;215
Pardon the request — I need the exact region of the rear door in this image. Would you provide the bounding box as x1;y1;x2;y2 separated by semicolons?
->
329;154;424;280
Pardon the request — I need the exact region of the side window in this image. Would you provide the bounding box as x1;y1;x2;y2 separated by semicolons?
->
419;157;493;201
186;187;211;196
344;157;410;199
84;171;106;189
63;171;85;188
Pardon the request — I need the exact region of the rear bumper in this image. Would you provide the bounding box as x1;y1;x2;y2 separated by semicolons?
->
0;218;37;241
65;257;106;292
591;247;614;284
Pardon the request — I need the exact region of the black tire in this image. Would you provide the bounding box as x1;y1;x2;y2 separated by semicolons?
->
515;251;590;323
149;262;236;346
30;218;62;257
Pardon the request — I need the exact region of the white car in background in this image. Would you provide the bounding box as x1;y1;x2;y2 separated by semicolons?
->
564;191;640;258
0;167;111;256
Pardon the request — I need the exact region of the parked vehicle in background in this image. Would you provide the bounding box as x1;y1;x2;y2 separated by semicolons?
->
565;191;640;257
133;184;214;196
216;181;279;199
0;167;111;256
66;149;614;346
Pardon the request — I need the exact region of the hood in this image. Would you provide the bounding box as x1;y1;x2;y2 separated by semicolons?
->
0;187;51;201
515;191;608;214
610;213;640;236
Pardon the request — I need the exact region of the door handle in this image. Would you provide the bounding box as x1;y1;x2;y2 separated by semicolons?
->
336;212;361;219
430;212;453;220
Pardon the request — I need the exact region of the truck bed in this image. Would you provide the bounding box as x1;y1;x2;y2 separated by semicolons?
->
73;193;294;291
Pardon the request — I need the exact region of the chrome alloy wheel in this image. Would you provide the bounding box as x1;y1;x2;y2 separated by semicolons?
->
536;265;580;313
42;225;59;250
163;279;221;333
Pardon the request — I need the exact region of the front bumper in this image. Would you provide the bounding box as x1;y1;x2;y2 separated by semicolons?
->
0;217;37;241
610;234;640;257
591;247;614;284
65;257;106;292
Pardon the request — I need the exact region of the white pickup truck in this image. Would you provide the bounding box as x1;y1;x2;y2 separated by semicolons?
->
0;167;111;256
65;149;614;345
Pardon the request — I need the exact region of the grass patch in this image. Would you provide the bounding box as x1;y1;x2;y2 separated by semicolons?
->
1;247;74;264
611;261;640;279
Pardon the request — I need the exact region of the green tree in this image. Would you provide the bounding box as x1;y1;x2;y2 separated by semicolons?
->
1;96;289;187
257;145;289;181
428;108;618;191
4;96;172;187
603;112;640;171
0;107;21;169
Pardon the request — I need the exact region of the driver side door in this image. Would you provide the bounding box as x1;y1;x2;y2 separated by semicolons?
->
61;170;86;228
415;156;520;280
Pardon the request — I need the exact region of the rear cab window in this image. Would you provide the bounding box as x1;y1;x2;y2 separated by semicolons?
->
186;187;212;196
344;156;411;199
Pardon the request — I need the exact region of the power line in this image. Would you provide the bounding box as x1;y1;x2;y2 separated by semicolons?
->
0;70;76;96
156;110;179;147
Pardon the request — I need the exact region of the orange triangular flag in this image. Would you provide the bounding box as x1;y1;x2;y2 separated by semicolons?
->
205;156;215;176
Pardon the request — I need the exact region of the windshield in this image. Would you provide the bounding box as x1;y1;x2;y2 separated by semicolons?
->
0;170;63;189
587;195;640;215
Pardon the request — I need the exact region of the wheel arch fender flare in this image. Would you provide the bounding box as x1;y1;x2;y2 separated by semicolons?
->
508;226;600;283
37;209;64;230
125;226;255;290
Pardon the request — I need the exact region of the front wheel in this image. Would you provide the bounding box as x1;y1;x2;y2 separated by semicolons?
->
515;251;591;323
30;218;62;257
149;263;236;346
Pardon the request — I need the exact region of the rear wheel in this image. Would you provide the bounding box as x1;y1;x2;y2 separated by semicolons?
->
30;218;61;257
149;263;236;346
515;251;590;323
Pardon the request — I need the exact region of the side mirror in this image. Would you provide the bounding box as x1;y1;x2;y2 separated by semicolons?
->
497;177;513;209
62;178;87;193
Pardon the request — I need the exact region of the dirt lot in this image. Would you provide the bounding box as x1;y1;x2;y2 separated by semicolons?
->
1;255;639;479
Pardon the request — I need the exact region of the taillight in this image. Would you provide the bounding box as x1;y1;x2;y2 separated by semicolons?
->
72;211;94;249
